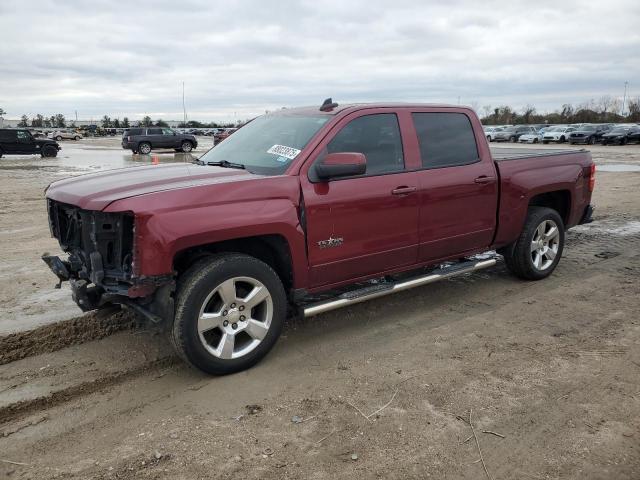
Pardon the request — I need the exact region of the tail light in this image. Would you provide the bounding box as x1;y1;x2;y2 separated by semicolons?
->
588;164;596;191
127;136;132;141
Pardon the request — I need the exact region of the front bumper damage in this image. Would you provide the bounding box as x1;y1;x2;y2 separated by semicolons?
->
43;199;174;324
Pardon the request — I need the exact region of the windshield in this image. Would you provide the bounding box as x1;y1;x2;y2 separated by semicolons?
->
580;126;596;131
504;127;516;132
198;114;329;175
609;127;629;134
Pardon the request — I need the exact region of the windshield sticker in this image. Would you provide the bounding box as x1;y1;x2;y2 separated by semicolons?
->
267;144;301;160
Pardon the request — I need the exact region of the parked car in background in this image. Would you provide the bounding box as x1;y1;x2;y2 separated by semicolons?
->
30;130;47;138
0;129;61;157
483;126;504;142
122;127;198;154
601;125;640;145
518;131;541;143
493;125;537;142
214;128;237;145
48;130;82;141
568;125;611;145
542;126;576;144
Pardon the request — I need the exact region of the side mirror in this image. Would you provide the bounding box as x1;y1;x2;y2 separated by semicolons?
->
315;152;366;180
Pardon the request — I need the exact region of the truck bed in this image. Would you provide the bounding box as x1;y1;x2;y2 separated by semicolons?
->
490;146;587;161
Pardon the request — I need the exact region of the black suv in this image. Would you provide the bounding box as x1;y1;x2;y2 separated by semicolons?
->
0;129;61;158
122;127;198;154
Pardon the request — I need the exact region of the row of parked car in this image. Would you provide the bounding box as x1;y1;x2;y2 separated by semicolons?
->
484;123;640;146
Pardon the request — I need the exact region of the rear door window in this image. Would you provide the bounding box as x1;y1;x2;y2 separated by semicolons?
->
412;113;479;168
147;128;162;135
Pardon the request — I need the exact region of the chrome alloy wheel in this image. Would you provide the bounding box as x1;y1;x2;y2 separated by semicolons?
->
197;276;273;359
531;219;560;270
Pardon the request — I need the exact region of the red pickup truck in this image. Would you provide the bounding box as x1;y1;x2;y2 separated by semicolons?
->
44;100;595;374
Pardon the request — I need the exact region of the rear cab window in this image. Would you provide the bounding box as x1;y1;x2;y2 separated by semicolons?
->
411;112;479;168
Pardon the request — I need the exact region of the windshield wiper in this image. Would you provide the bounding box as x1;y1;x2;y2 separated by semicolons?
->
204;160;246;170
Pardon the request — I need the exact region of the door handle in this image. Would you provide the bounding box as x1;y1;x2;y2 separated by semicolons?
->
391;186;417;195
474;176;495;184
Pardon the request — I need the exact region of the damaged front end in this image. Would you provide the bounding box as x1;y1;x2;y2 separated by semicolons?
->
43;199;174;324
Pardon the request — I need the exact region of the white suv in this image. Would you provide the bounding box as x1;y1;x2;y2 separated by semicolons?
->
48;130;82;141
542;126;576;144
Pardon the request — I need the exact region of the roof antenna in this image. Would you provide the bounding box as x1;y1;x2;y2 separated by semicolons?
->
320;98;339;112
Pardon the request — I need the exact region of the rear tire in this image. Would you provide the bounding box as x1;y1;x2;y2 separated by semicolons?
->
180;140;193;153
588;136;596;145
172;254;287;375
55;136;62;141
502;207;564;280
510;136;517;143
138;142;151;154
74;136;81;140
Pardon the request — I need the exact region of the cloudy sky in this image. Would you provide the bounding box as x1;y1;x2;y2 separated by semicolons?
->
0;0;638;122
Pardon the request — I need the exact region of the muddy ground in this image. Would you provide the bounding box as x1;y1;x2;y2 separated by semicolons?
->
0;138;639;479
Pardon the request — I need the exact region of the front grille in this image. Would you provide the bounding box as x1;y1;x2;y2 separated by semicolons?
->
48;199;134;286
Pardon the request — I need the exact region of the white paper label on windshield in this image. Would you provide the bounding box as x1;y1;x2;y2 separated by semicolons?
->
267;144;301;160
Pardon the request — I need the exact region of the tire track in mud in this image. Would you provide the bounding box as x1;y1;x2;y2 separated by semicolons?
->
0;308;140;365
0;356;178;426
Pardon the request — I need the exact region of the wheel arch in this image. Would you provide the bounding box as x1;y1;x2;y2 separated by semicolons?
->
528;190;571;225
173;234;295;295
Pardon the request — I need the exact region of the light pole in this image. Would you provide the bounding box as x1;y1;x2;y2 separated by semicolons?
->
621;81;628;117
182;81;187;126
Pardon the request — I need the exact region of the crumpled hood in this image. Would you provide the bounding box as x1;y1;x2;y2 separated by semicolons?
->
46;163;259;211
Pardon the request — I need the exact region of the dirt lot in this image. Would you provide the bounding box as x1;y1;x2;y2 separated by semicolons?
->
1;138;639;479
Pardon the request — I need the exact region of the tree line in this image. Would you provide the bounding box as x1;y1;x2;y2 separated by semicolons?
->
4;96;637;130
480;96;640;125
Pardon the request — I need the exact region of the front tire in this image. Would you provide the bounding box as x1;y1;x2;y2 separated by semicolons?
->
41;145;58;158
55;136;62;141
502;207;564;280
172;254;287;375
510;136;517;143
74;136;81;140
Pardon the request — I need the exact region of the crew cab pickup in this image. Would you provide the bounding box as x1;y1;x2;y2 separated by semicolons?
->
43;101;595;374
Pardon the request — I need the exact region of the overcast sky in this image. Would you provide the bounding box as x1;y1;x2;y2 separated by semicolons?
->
0;0;638;122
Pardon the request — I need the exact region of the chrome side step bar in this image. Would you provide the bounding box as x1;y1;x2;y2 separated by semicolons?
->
303;258;497;317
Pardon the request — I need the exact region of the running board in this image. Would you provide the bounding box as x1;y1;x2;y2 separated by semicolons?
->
303;258;497;317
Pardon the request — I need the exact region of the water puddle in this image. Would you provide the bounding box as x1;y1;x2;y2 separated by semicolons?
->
572;220;640;236
597;164;640;172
